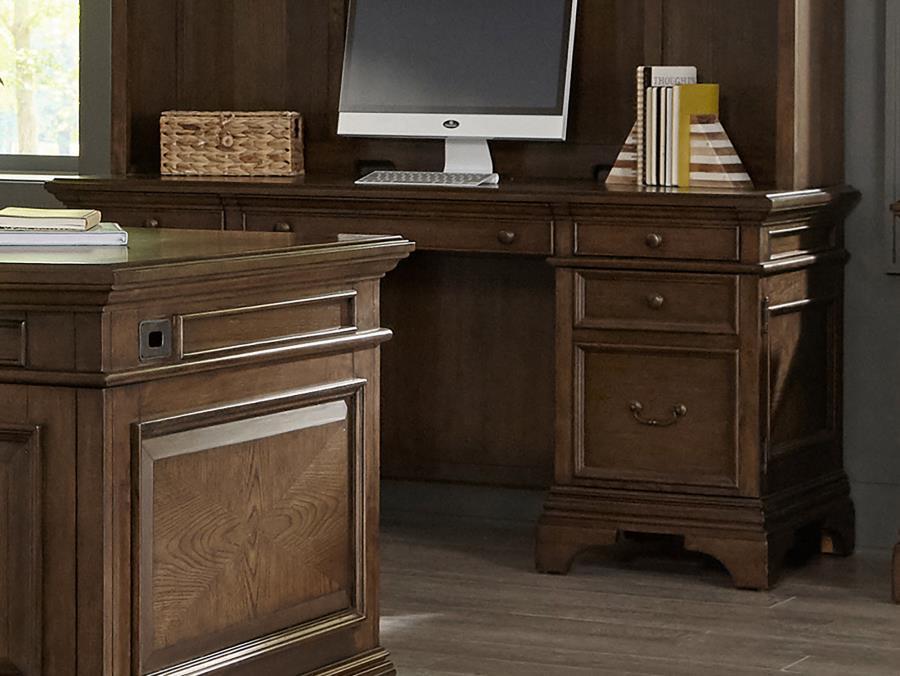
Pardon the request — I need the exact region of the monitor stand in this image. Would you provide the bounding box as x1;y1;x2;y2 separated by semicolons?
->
443;139;500;184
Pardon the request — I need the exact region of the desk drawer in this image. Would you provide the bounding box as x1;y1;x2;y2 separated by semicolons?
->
575;343;739;491
102;207;224;230
576;271;739;335
243;212;553;255
574;221;739;261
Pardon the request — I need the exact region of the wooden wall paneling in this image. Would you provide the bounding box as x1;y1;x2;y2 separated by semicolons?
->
110;0;129;174
233;0;288;109
791;0;845;188
127;0;178;173
0;425;41;676
177;0;236;110
380;254;555;487
661;0;780;188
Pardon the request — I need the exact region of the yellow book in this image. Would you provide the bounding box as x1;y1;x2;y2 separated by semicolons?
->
673;84;719;186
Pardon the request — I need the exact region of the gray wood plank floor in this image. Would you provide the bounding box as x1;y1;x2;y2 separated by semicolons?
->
379;515;900;675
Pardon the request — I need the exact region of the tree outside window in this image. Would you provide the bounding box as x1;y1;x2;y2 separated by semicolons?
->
0;0;79;157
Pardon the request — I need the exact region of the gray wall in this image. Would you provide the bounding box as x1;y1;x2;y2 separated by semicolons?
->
845;0;900;549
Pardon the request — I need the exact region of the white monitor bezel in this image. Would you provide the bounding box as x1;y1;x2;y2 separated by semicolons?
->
337;0;579;142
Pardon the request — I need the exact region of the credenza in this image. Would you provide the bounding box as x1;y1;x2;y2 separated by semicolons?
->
48;176;857;590
0;228;412;675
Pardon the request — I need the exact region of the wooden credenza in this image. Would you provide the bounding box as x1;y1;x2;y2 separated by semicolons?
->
0;228;413;675
49;176;857;591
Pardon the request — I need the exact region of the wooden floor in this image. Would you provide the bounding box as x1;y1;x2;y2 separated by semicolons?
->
379;515;900;675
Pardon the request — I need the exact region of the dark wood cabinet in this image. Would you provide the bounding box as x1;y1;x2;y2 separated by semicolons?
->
0;230;413;675
48;177;857;590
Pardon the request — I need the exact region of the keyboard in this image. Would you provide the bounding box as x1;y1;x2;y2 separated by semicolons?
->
355;171;500;188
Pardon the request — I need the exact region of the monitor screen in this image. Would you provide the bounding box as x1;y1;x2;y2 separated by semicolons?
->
340;0;574;117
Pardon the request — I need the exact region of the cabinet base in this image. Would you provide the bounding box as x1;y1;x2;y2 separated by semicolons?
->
535;474;854;590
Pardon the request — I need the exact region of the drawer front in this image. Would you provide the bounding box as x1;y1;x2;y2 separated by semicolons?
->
243;212;552;255
576;271;739;335
102;207;224;230
575;343;740;491
0;317;26;366
574;222;739;261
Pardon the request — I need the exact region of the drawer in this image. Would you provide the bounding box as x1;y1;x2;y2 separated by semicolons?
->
243;212;552;255
576;271;739;335
102;207;224;230
574;221;739;261
575;343;739;490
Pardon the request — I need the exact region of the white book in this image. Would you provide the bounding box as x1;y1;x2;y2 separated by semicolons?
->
647;88;657;186
0;207;102;231
673;86;682;186
0;222;127;246
665;87;674;186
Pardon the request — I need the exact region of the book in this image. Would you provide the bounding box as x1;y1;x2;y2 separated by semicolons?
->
0;207;102;231
0;222;128;246
672;84;720;186
665;87;674;186
635;66;697;185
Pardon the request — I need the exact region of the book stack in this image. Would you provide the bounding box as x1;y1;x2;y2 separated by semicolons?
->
0;208;128;246
607;66;752;189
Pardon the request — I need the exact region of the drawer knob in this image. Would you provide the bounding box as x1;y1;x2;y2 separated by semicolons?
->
273;222;293;233
645;233;664;249
647;294;666;310
497;230;517;245
145;217;160;228
629;401;688;428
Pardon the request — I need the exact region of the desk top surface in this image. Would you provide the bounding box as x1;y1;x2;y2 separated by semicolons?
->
0;228;410;268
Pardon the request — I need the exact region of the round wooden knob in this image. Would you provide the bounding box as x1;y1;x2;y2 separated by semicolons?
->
144;217;160;228
273;222;293;233
645;233;664;249
647;294;665;310
497;230;517;245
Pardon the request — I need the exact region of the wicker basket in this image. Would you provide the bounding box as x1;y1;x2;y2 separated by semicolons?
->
160;111;305;177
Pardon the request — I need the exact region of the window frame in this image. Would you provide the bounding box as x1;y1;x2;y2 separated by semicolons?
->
0;0;111;176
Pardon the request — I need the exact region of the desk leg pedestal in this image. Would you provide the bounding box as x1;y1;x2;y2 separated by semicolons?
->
536;481;855;591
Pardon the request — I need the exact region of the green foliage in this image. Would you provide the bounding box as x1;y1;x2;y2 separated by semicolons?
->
0;0;79;155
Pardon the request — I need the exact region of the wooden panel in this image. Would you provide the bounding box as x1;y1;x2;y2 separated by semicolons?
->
0;426;41;676
243;211;553;255
179;291;357;358
574;221;740;261
135;383;365;674
381;253;555;487
100;207;224;231
767;220;836;260
661;0;780;188
766;299;836;458
576;343;740;490
576;271;739;335
0;319;25;367
233;0;288;109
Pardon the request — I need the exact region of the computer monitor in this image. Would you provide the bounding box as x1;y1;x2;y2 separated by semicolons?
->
337;0;578;177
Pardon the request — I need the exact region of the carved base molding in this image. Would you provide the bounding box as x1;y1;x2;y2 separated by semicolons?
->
535;473;855;590
308;648;395;676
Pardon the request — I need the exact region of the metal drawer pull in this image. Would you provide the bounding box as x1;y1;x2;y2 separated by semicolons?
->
646;294;665;310
145;217;160;228
497;230;517;245
629;401;688;427
273;222;293;233
645;233;664;248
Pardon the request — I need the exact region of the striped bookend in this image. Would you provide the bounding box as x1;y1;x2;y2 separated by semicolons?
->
605;123;639;185
689;114;753;188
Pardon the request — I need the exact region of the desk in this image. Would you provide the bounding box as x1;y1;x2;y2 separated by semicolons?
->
49;176;857;590
0;229;412;675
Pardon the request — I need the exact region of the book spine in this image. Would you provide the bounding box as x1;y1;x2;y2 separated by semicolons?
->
672;86;682;186
636;66;646;186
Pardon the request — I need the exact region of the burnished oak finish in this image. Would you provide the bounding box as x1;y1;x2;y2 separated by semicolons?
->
0;230;413;675
49;177;857;590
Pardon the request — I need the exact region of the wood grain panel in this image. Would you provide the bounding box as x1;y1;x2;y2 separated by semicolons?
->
136;384;365;674
233;0;288;109
576;343;740;490
0;426;41;676
178;0;236;110
576;271;739;335
179;291;357;358
0;319;25;367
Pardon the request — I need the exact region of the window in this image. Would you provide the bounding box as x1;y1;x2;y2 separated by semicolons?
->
0;0;108;176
